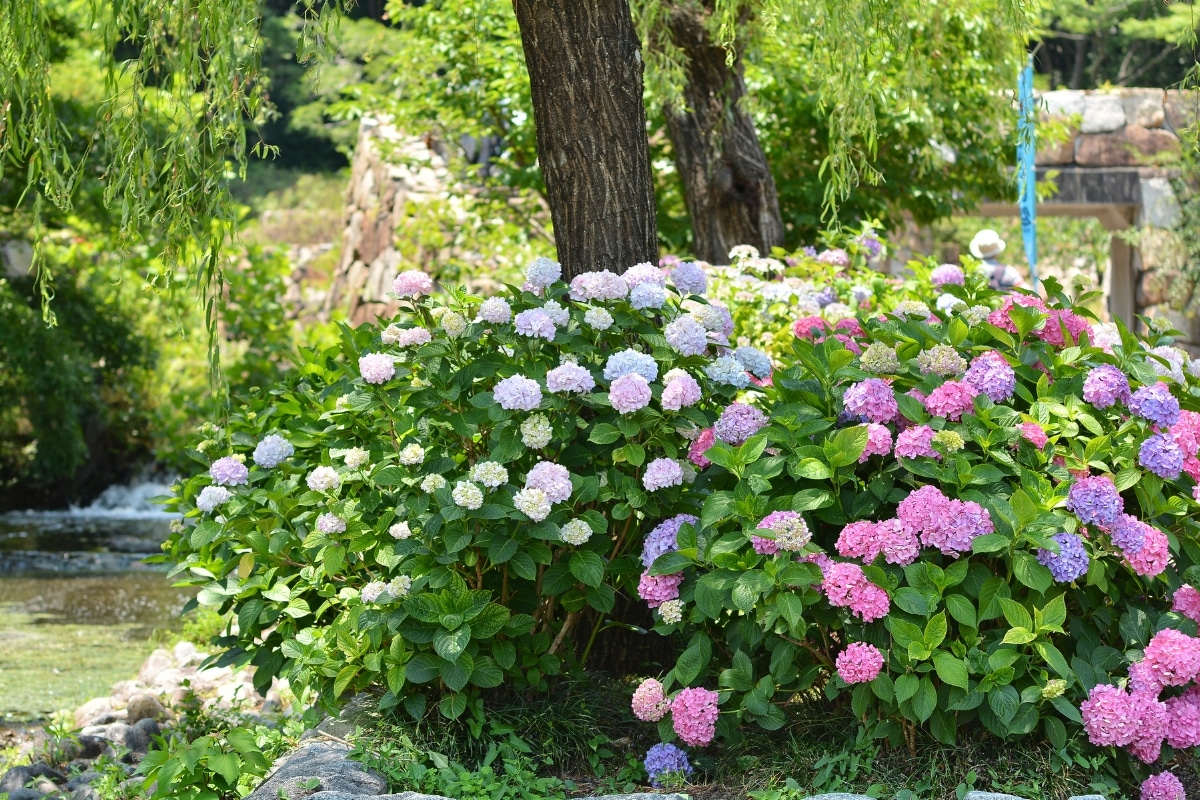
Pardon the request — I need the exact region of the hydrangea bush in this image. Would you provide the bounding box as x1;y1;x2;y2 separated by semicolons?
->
163;257;765;721
633;265;1200;791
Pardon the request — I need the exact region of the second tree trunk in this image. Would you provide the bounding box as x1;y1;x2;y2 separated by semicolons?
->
662;2;784;263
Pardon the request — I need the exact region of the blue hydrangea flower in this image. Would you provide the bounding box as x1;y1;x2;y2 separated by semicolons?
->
643;743;693;788
1037;532;1089;583
814;286;839;308
641;514;699;567
1129;382;1181;427
670;262;708;295
1065;475;1123;529
603;349;659;383
631;283;667;310
733;346;773;379
1139;432;1184;479
705;356;751;388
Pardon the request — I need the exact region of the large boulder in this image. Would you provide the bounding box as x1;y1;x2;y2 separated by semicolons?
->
245;742;388;800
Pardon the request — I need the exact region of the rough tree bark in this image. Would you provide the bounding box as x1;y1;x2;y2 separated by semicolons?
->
512;0;658;279
661;1;784;263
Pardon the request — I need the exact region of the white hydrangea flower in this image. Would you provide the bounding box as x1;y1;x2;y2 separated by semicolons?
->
513;487;551;522
389;521;411;540
361;581;388;604
542;300;570;327
381;324;404;345
659;599;685;624
559;519;593;545
306;466;341;493
421;474;447;493
344;447;370;469
583;308;614;331
452;481;484;509
398;443;425;465
477;297;512;324
196;486;232;513
441;311;468;338
470;461;509;488
520;414;553;449
388;576;413;598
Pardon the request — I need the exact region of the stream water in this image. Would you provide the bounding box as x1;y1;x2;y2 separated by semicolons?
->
0;481;195;723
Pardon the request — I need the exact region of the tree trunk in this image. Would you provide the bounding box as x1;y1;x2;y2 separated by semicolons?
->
660;1;784;263
512;0;658;279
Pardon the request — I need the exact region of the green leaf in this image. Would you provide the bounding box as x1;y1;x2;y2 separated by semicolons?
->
945;594;977;629
895;674;919;703
792;488;835;511
373;466;407;487
1001;627;1038;645
588;423;621;445
924;612;948;649
208;752;241;786
911;677;937;723
439;692;468;720
649;550;693;576
334;665;360;698
441;652;473;692
1034;641;1072;679
1038;594;1067;632
1113;467;1142;492
674;643;709;685
988;685;1020;724
827;426;869;468
776;592;805;634
793;458;833;480
999;598;1034;631
933;653;970;689
971;533;1009;554
1013;553;1053;593
893;587;930;617
569;550;606;587
405;654;440;684
433;627;472;661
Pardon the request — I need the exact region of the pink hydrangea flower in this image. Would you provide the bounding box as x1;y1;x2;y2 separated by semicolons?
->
514;308;557;340
396;327;432;347
836;519;918;566
1125;526;1171;577
859;424;892;462
1081;684;1163;748
750;535;779;555
821;562;890;622
662;373;701;411
1171;409;1200;458
643;458;684;491
638;571;683;609
209;456;249;487
546;363;596;394
843;378;898;424
793;316;828;340
1139;628;1200;688
1141;772;1185;800
1172;585;1200;624
987;294;1049;334
609;373;653;414
631;678;670;721
688;429;715;468
1040;308;1091;347
1018;422;1048;448
894;425;939;459
1165;688;1200;749
924;380;979;421
525;461;572;504
836;642;885;684
392;270;434;297
359;353;395;385
671;687;719;746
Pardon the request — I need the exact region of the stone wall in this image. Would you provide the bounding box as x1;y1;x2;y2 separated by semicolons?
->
1036;89;1192;168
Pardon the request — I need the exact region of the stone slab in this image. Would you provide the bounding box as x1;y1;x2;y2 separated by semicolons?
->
1041;90;1085;119
963;792;1028;800
1140;177;1182;228
1081;94;1127;133
576;796;690;800
1122;89;1166;128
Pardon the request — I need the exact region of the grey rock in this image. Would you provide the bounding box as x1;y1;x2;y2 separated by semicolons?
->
5;789;45;800
100;723;131;747
1042;90;1085;119
576;796;689;800
1140;177;1182;228
136;649;174;685
245;743;387;800
125;693;167;724
126;718;161;754
1122;89;1166;128
1067;796;1106;800
45;735;106;763
1081;94;1127;133
1;765;67;793
70;788;101;800
302;794;453;800
65;772;101;791
964;792;1029;800
73;698;116;730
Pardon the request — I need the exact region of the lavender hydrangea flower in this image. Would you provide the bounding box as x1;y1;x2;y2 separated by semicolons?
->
494;375;543;411
546;363;596;394
817;248;851;267
609;374;653;414
1037;532;1090;583
643;459;684;491
570;270;628;302
857;233;883;259
1140;433;1185;479
1066;475;1123;529
814;286;839;308
664;317;709;357
631;283;667;310
514;309;556;340
526;256;562;288
643;743;693;788
705;356;750;388
1130;382;1181;427
1082;365;1131;409
930;264;965;286
843;378;898;424
714;402;768;445
603;349;659;383
641;514;699;567
964;351;1015;402
253;434;293;469
733;347;773;379
670;262;707;295
525;461;572;504
316;513;347;534
359;353;395;385
623;262;666;288
1109;513;1147;555
210;456;249;487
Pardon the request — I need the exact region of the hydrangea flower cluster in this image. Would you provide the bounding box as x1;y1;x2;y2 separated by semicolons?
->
209;456;249;487
713;402;769;445
923;380;979;422
836;518;919;565
1066;475;1123;529
836;642;885;684
843;379;897;424
638;572;684;608
1130;382;1181;427
895;485;993;556
1036;532;1089;583
916;345;966;377
1141;772;1185;800
963;351;1015;402
643;743;693;788
631;678;670;721
1082;364;1131;409
671;687;720;746
756;511;812;552
642;514;699;567
252;434;293;468
820;561;890;622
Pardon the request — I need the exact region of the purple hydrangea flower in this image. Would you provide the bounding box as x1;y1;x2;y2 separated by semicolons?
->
733;346;773;380
670;262;707;295
631;283;667;310
210;456;249;487
609;373;653;414
714;402;769;445
1140;433;1185;479
494;375;543;411
1066;475;1123;529
857;234;883;259
1109;513;1147;555
814;286;839;308
1083;365;1131;409
546;363;596;394
843;378;898;424
1037;532;1090;583
930;264;965;286
643;743;693;788
964;351;1015;402
1130;382;1181;427
514;309;556;340
644;459;684;491
641;514;699;567
664;317;709;357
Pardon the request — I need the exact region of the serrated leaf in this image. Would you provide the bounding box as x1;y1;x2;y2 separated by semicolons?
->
945;594;977;629
911;677;937;723
999;598;1034;631
569;550;606;587
933;653;970;689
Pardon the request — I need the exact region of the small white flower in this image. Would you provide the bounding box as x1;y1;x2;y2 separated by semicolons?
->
441;311;468;338
520;414;553;449
659;599;684;624
559;519;593;545
388;575;413;598
452;481;484;509
196;486;232;513
470;461;509;488
389;521;411;540
583;308;614;331
344;447;370;470
421;474;447;493
361;581;388;604
306;466;341;493
513;487;551;522
542;300;570;327
398;443;425;466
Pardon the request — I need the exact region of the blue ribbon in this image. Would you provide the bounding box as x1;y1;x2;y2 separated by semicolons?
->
1017;57;1038;289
